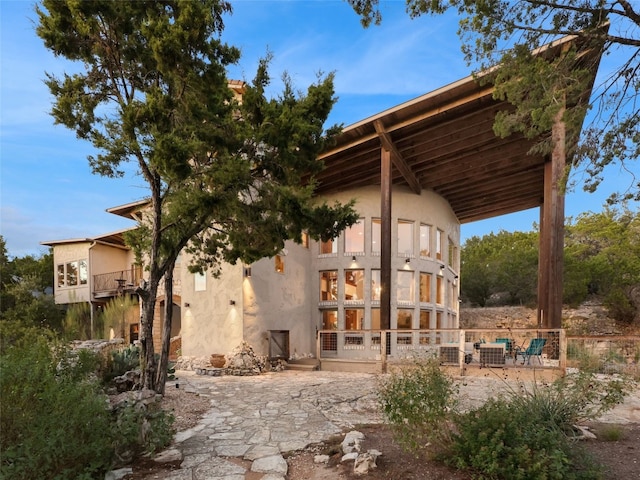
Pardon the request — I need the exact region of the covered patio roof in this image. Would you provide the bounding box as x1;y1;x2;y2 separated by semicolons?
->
315;34;602;225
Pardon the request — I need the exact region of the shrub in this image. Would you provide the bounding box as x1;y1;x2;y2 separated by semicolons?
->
0;337;114;479
102;344;141;384
377;356;458;453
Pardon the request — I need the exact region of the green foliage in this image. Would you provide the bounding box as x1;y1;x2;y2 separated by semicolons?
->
102;344;141;384
0;337;114;479
63;301;92;340
0;335;174;479
377;356;458;453
0;275;65;332
111;403;175;462
461;230;538;307
377;357;634;479
101;295;139;339
449;397;601;479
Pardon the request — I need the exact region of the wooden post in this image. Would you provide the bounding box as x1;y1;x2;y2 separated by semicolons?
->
539;108;566;329
380;148;392;334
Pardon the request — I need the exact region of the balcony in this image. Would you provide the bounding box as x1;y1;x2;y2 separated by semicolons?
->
93;269;142;299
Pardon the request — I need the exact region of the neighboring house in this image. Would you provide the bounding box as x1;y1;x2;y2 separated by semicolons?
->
42;35;603;367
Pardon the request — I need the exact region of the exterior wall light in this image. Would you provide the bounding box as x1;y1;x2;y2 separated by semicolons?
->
184;302;190;308
229;300;236;306
352;256;357;261
405;258;411;264
243;266;252;277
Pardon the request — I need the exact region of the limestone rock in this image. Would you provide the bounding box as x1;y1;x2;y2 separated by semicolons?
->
341;430;364;454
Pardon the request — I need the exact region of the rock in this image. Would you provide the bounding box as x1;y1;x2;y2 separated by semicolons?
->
314;454;330;464
574;425;598;440
341;430;364;454
154;448;183;463
104;467;132;480
354;451;379;475
341;452;359;462
251;454;288;475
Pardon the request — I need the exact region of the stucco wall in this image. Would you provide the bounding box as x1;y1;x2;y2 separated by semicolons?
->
180;263;244;358
179;184;461;359
52;242;92;304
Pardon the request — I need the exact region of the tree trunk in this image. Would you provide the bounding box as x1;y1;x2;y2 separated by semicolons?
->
139;272;160;391
155;262;175;395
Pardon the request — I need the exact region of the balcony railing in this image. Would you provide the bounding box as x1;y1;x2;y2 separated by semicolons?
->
93;269;142;298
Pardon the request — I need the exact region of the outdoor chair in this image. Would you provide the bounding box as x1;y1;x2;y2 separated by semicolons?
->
514;338;546;365
495;338;514;357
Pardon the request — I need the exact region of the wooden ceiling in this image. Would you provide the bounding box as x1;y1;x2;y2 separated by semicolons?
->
314;36;601;225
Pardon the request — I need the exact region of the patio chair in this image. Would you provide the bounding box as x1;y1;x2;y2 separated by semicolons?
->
514;338;546;365
495;338;514;357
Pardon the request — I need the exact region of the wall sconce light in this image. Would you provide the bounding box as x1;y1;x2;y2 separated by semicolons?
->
352;255;357;261
454;275;459;279
184;302;190;308
229;300;236;306
243;266;252;278
439;264;446;270
405;258;411;264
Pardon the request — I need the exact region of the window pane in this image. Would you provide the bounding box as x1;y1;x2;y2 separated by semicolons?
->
419;272;431;302
321;238;337;254
448;241;456;268
371;218;381;253
436;229;443;260
436;276;443;305
275;255;284;273
194;272;206;291
420;310;430;329
301;232;309;248
396;270;414;303
345;309;364;330
397;309;413;329
371;309;380;330
420;224;431;257
57;264;65;287
397;220;414;256
322;310;337;330
344;269;364;301
66;261;78;286
371;269;381;301
320;271;338;301
345;219;364;253
78;259;88;285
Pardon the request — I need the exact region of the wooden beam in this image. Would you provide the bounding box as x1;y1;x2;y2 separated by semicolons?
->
374;120;422;195
380;148;392;334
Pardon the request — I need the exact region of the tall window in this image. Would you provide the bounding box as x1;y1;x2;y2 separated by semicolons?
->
371;269;381;301
320;271;338;301
345;219;364;254
397;309;413;329
419;272;431;303
371;218;381;254
397;220;414;256
57;264;64;287
397;270;414;303
420;310;430;329
448;240;457;268
301;232;309;248
436;229;444;261
344;270;364;301
79;259;88;285
322;310;337;330
66;261;78;286
194;272;206;291
345;309;364;330
436;276;443;305
275;255;284;273
371;308;381;330
420;224;431;257
321;238;337;255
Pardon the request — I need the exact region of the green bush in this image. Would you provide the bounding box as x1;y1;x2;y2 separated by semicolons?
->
1;336;175;479
102;344;141;384
0;337;114;479
449;397;601;479
377;356;458;453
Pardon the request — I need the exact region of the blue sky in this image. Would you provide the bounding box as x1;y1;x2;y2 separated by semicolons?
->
1;0;636;258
